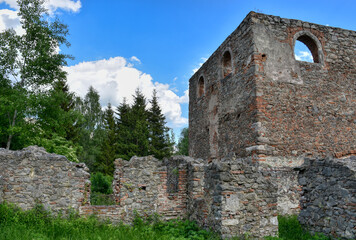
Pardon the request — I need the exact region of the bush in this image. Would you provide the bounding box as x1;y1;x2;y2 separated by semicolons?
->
90;192;116;205
271;215;330;240
91;172;113;194
0;202;218;240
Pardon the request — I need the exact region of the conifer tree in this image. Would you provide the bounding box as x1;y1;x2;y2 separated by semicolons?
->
77;86;104;170
116;98;135;160
130;89;149;157
148;89;173;159
96;103;116;176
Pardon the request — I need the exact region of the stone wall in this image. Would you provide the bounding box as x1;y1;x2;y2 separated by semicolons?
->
189;11;356;161
1;147;355;239
0;146;90;212
251;13;356;159
189;12;258;161
298;156;356;239
98;155;189;223
185;157;279;238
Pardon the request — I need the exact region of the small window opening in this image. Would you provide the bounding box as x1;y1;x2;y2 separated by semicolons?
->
222;51;232;77
198;76;205;97
294;35;319;63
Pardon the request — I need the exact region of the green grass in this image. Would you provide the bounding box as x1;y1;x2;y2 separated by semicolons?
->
267;215;331;240
0;203;332;240
0;202;218;240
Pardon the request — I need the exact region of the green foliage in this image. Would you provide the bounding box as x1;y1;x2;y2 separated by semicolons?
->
90;172;113;194
77;86;105;171
0;202;218;240
148;90;174;160
176;127;189;156
0;204;335;240
270;215;330;240
116;89;173;161
29;133;80;162
90;192;116;206
0;0;72;150
96;103;117;176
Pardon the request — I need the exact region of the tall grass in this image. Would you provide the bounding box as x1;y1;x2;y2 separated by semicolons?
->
0;203;332;240
267;215;331;240
0;202;218;240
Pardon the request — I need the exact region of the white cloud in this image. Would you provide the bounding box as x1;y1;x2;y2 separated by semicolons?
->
64;57;188;128
0;9;24;34
130;56;141;64
0;0;81;34
295;51;313;62
0;0;17;9
45;0;81;14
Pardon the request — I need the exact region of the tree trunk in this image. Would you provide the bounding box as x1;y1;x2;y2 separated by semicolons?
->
6;109;17;150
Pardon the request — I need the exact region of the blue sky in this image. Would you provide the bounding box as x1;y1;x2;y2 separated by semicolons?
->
1;0;355;139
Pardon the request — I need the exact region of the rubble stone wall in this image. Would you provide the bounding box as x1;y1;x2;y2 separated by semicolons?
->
0;146;90;212
251;13;356;159
189;12;258;161
189;12;356;162
107;156;189;223
298;156;356;239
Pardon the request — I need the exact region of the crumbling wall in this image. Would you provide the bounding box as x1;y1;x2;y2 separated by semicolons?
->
189;12;258;161
0;146;90;212
189;11;356;161
298;156;356;239
186;157;279;239
101;156;188;223
249;12;356;159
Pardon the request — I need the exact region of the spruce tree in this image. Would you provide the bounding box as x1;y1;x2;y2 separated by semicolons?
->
116;98;134;160
97;103;116;176
130;89;149;157
116;89;149;159
77;86;104;170
148;89;173;159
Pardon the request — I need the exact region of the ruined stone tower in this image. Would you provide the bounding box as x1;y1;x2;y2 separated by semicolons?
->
189;11;356;164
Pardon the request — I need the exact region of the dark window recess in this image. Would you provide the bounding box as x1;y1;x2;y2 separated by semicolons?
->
222;51;232;77
198;76;205;97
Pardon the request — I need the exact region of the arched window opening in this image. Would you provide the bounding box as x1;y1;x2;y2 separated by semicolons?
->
294;35;320;63
222;51;232;77
198;76;205;97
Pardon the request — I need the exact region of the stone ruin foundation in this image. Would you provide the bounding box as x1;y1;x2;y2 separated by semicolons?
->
1;146;355;239
1;11;355;239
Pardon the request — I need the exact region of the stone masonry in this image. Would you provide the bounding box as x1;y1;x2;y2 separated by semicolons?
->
189;11;356;231
189;11;355;162
298;156;356;239
1;145;355;238
0;146;90;212
0;12;355;240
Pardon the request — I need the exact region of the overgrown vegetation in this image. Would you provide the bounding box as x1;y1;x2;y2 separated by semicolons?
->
266;215;330;240
0;0;175;179
0;203;332;240
176;127;189;156
90;172;115;205
0;202;218;240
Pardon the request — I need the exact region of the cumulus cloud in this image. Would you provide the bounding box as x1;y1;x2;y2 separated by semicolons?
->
45;0;81;13
0;0;81;34
0;9;24;34
295;51;313;62
64;57;188;128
